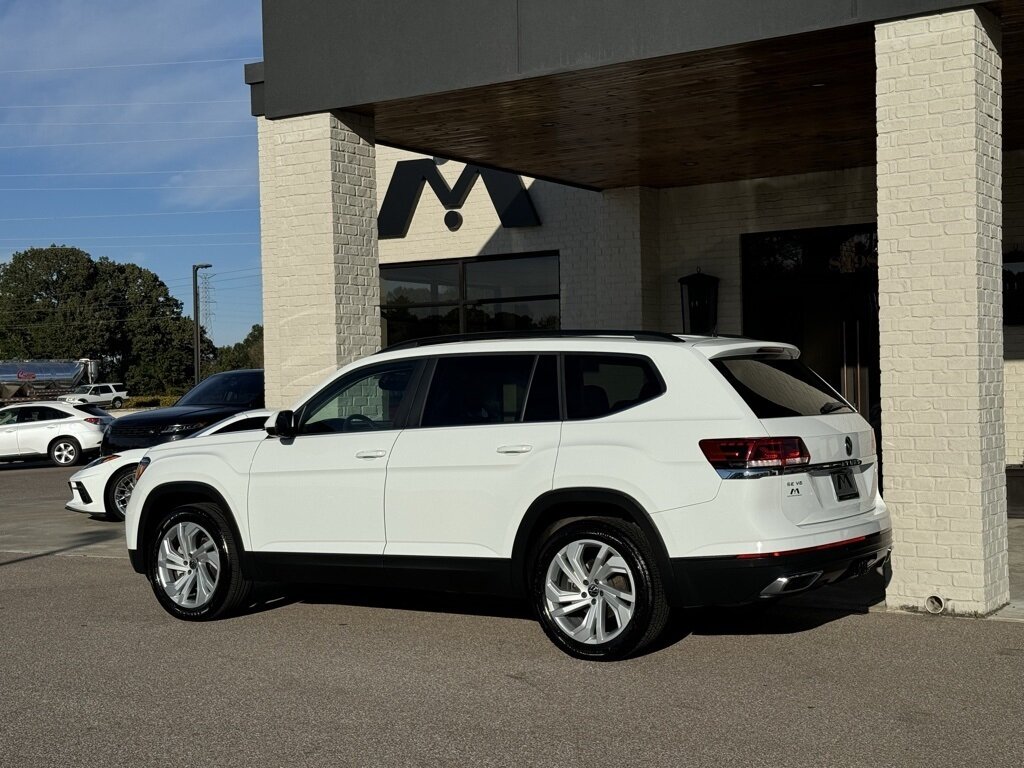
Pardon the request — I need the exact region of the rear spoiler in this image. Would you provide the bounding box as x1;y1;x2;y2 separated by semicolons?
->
693;342;800;361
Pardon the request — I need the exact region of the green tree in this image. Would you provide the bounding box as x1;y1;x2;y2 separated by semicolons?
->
0;246;213;394
209;324;263;375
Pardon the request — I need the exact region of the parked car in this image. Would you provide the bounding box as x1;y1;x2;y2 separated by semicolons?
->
58;382;128;409
0;401;113;466
102;369;264;454
124;332;891;661
68;409;272;522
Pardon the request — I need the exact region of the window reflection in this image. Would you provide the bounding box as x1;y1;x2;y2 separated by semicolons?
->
381;253;559;345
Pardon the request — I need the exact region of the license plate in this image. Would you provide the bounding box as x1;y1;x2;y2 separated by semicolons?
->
831;468;859;501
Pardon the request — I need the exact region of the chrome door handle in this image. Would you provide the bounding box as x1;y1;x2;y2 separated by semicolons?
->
497;444;533;455
355;449;387;459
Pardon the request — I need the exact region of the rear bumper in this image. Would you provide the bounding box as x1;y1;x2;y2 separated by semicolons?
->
669;530;892;607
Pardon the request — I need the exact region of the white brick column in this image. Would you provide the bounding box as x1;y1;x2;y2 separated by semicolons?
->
581;187;659;329
876;8;1009;614
258;111;380;408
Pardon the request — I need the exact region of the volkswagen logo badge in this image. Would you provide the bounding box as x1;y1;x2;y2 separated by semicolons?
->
845;436;853;456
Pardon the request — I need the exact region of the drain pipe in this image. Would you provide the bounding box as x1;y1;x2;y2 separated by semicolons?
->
925;595;945;614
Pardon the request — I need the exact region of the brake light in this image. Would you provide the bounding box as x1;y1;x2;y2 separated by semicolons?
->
84;417;102;425
699;437;810;469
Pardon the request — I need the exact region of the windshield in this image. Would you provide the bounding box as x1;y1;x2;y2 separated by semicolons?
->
176;371;264;408
71;386;90;394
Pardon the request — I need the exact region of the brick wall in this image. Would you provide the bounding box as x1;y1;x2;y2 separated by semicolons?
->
875;8;1008;614
376;146;651;327
259;111;379;409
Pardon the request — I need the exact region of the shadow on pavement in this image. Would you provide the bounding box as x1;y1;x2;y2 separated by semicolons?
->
0;527;124;567
250;571;887;657
282;583;534;621
0;459;61;472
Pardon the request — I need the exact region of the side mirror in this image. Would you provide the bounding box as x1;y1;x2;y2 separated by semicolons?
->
265;410;296;439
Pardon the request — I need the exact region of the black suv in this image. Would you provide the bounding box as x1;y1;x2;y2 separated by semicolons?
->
102;370;264;453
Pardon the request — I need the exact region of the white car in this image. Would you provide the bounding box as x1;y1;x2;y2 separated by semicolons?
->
58;383;128;409
0;401;112;466
125;331;892;661
67;409;272;522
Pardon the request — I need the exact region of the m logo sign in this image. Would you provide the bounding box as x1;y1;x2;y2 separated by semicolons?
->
378;158;541;240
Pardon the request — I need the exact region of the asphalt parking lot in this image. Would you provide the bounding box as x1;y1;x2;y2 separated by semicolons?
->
2;462;1024;767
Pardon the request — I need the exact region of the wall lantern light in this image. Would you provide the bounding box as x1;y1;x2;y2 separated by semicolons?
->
678;269;719;335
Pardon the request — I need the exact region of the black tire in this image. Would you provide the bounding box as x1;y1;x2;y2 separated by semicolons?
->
111;397;124;409
103;464;138;522
147;502;252;621
531;517;670;661
48;436;82;467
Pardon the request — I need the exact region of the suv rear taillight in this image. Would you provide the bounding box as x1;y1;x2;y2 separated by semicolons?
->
699;437;810;470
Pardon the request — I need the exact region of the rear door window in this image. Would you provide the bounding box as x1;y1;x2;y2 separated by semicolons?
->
422;355;535;427
564;354;664;420
712;357;854;418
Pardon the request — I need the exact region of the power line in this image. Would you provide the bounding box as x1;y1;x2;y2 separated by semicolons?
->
0;208;257;222
0;134;254;149
0;57;261;75
0;99;250;109
0;232;258;240
0;169;253;177
12;242;261;248
0;120;253;127
0;185;257;191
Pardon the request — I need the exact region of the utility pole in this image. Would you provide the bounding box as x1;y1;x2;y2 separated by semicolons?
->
192;263;212;386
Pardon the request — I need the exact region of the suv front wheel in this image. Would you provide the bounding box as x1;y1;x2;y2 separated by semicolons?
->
147;502;251;621
531;517;669;661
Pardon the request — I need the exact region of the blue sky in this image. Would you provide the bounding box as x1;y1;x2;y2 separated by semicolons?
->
0;0;263;344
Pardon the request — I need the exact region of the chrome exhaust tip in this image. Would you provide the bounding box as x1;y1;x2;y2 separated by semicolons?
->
759;570;823;598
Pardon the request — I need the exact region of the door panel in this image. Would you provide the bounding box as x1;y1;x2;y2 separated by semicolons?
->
247;430;400;554
0;409;21;456
246;360;420;555
384;422;561;558
16;407;68;455
384;352;561;558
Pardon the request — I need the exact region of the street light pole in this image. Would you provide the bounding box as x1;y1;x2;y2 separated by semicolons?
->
192;263;212;387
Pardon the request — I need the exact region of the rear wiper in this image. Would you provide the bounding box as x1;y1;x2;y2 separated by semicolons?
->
820;401;853;414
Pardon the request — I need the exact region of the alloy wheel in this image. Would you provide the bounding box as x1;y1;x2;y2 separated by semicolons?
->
112;472;136;517
52;441;77;465
156;522;221;609
544;538;636;645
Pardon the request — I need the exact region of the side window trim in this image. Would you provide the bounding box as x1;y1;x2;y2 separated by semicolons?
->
296;359;425;435
517;355;541;423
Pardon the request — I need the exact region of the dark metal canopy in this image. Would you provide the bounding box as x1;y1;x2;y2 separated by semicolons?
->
246;0;1024;189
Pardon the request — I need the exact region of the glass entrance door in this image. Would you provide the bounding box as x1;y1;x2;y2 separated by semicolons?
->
741;224;880;429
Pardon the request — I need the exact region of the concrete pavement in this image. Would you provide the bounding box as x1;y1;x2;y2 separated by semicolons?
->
1;461;1023;767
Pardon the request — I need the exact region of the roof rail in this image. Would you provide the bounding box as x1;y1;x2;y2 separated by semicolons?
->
380;329;686;353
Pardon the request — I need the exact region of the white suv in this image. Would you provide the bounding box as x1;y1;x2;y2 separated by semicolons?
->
58;383;128;409
125;332;892;660
0;401;113;465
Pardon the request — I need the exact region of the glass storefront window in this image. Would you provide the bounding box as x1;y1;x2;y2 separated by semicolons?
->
380;252;559;345
381;263;460;305
465;254;559;301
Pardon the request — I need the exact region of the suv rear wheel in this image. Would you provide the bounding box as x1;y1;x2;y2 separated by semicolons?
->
531;517;669;661
147;502;251;621
48;437;81;466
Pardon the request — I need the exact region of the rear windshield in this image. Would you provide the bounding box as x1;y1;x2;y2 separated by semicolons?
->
712;357;854;418
177;371;264;408
73;404;109;418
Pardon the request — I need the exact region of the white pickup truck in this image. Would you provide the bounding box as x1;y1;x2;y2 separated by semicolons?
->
58;383;128;408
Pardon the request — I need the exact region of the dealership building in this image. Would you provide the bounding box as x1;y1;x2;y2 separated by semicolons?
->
244;1;1024;617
